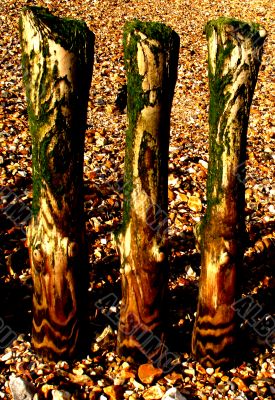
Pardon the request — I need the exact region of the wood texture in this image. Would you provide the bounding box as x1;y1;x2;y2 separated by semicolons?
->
19;6;94;360
116;21;179;363
192;18;266;367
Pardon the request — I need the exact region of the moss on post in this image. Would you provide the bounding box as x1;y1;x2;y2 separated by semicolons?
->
192;18;266;367
116;20;179;365
19;6;94;360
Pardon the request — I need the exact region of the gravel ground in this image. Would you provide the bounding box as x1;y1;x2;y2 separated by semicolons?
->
0;0;274;399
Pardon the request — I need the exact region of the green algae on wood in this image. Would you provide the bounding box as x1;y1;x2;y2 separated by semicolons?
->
116;20;179;365
192;17;266;367
19;6;94;361
19;6;94;217
121;20;179;227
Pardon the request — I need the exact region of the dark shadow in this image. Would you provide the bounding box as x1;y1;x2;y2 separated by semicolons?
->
166;232;200;354
0;183;33;336
237;219;275;359
165;219;274;367
1;179;274;367
0;272;32;335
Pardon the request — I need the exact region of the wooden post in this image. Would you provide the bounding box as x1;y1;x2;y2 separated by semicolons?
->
116;21;179;363
19;6;94;360
192;18;266;367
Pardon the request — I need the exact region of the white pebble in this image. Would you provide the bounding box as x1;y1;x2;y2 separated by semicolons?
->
0;351;13;361
162;387;187;400
206;367;214;375
199;159;208;169
18;170;27;177
52;390;71;400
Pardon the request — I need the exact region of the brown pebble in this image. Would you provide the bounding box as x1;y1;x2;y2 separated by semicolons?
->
138;363;163;384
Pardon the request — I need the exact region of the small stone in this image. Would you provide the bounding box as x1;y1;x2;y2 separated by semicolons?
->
187;167;196;174
228;381;237;391
199;159;208;169
103;385;124;400
1;351;13;361
185;265;196;278
259;387;268;396
56;360;69;370
124;390;134;396
96;325;114;343
72;366;84;376
206;368;214;375
138;363;163;384
9;376;36;400
245;188;253;200
249;384;258;392
91;342;100;352
142;385;164;400
113;377;124;386
208;376;216;384
232;377;249;392
90;217;101;232
52;390;71;400
41;384;57;397
196;364;206;374
36;369;44;376
162;387;187;400
214;371;223;379
121;361;130;370
89;392;98;400
168;188;176;201
169;212;176;222
183;368;195;377
77;374;95;386
187;195;202;212
118;369;135;382
177;192;188;202
217;382;227;393
89;387;102;400
168;174;179;186
164;372;183;385
132;380;144;391
229;368;237;374
18;170;27;177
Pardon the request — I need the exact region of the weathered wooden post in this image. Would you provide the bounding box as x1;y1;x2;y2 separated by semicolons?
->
192;18;266;367
116;20;179;363
19;6;94;360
